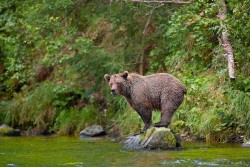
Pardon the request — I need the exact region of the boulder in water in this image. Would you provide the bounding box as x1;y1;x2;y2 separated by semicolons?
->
80;125;106;138
123;127;180;150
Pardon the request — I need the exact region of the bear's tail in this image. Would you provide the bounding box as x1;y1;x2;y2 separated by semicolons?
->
183;87;187;94
181;85;187;95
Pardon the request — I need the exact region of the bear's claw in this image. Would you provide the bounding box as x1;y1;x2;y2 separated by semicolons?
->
154;122;170;128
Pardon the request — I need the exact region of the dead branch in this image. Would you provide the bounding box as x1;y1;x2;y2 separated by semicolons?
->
143;4;163;34
126;0;193;4
218;0;235;79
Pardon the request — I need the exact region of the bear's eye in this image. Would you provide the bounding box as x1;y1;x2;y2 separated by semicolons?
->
109;83;113;87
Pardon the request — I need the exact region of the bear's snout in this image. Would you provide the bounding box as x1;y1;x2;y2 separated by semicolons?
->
111;89;116;96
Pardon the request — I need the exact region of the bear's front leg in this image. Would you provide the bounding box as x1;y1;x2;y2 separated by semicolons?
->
141;123;151;133
136;109;152;133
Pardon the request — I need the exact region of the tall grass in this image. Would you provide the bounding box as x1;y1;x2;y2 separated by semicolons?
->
114;107;142;135
54;107;106;135
170;72;250;143
228;90;250;138
3;82;56;133
2;81;104;135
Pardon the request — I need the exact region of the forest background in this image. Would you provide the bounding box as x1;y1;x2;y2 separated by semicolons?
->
0;0;249;143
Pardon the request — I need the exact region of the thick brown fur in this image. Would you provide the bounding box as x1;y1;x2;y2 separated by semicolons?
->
104;71;186;132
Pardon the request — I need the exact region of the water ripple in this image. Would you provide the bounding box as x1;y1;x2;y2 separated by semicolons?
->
161;158;250;166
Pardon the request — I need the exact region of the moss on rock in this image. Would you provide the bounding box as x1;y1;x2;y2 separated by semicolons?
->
123;127;180;150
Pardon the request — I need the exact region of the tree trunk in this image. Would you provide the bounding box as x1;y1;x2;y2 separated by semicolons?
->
219;0;235;79
139;53;144;75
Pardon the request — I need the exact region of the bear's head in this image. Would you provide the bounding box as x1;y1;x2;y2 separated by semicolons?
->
104;71;128;96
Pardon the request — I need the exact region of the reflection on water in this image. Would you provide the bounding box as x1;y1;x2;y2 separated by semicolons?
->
0;136;249;167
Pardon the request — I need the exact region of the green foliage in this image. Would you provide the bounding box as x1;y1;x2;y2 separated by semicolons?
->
2;82;54;130
53;107;101;135
227;90;250;137
1;81;82;132
114;107;142;135
68;37;124;92
164;1;218;72
217;0;250;91
0;1;30;94
148;0;250;142
0;0;249;142
227;0;250;87
171;73;250;142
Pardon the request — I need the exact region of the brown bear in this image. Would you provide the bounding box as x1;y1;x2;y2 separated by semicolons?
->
104;71;186;132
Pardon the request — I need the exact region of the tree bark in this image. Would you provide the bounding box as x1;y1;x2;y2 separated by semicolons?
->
219;0;235;79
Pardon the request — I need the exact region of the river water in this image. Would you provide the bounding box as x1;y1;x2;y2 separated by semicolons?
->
0;136;249;167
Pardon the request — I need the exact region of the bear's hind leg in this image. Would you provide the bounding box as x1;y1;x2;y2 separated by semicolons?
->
154;102;177;128
154;111;171;127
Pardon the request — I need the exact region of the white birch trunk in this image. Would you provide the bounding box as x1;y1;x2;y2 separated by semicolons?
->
219;0;235;79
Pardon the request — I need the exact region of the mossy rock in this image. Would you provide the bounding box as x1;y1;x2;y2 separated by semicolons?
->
123;127;180;150
142;127;177;150
79;125;106;138
0;124;21;136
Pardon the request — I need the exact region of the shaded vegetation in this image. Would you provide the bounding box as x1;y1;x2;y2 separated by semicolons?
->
0;0;249;142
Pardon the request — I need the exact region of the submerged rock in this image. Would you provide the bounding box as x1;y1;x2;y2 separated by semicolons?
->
123;127;180;150
124;134;144;150
80;125;106;138
0;124;21;136
242;140;250;147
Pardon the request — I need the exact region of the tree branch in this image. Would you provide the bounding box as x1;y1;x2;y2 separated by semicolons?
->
126;0;193;4
143;4;163;34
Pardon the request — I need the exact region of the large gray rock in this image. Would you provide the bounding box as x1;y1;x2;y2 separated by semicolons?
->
80;125;106;138
0;124;21;136
123;127;180;150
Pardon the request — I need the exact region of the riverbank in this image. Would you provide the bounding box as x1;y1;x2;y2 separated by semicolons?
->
1;122;248;147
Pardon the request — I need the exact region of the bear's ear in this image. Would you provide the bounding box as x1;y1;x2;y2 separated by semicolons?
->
104;74;110;82
121;71;128;79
